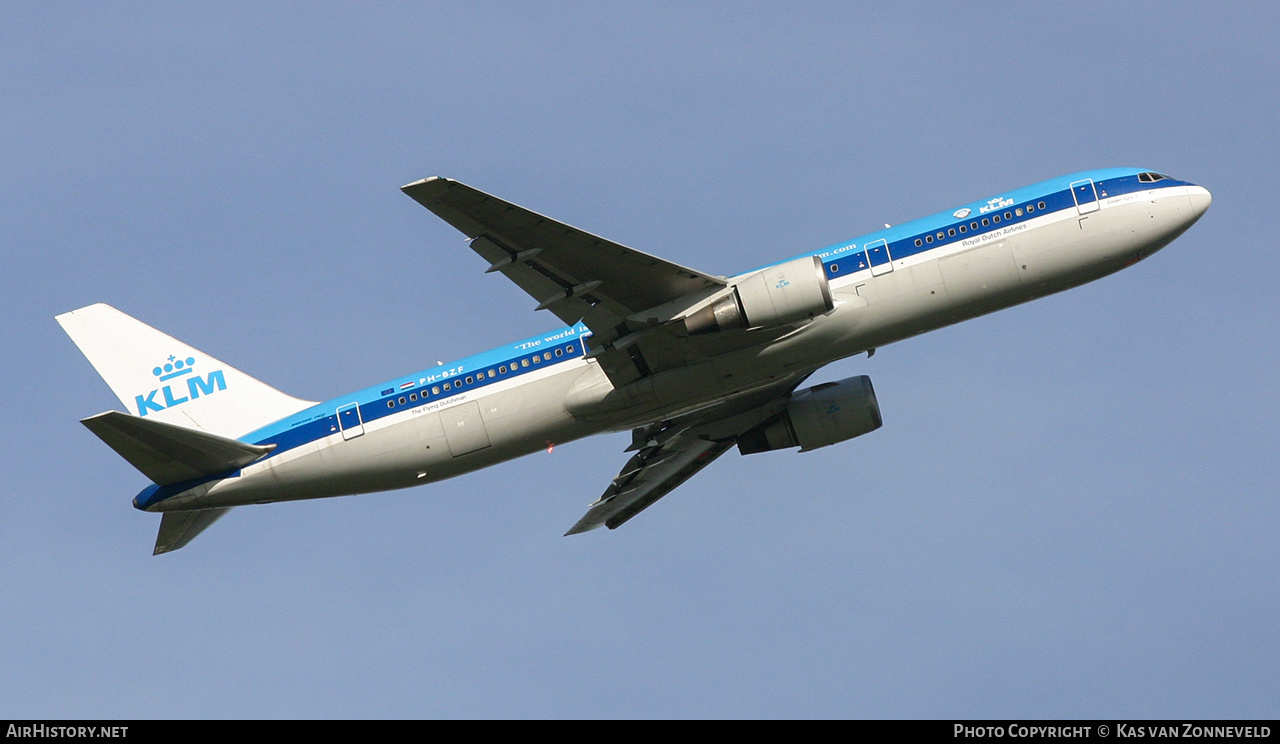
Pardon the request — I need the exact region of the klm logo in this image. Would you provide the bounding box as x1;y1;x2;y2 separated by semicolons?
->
135;355;227;416
979;196;1015;214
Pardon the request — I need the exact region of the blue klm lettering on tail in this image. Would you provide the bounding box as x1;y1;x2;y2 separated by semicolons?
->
135;355;227;416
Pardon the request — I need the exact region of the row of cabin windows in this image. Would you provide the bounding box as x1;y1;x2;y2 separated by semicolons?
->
913;201;1048;248
387;344;576;408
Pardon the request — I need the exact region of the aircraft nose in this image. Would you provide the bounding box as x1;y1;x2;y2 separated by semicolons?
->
1188;185;1212;220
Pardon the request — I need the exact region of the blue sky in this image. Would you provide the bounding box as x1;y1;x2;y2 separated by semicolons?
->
3;3;1277;718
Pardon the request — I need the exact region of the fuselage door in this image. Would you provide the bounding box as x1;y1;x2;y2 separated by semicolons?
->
441;401;491;457
866;239;894;276
1070;179;1100;214
337;402;364;440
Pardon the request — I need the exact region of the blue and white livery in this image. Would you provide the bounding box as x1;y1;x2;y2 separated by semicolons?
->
58;168;1211;553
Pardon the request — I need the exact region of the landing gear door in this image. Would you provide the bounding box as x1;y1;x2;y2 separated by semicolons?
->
337;402;364;440
1071;179;1099;214
866;239;893;276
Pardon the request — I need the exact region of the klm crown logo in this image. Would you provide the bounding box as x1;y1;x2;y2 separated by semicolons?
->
135;354;227;416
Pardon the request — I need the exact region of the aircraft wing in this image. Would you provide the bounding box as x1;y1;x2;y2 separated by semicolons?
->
566;431;735;535
401;177;724;327
566;375;809;535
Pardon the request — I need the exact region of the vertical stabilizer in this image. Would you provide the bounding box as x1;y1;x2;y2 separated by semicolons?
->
57;303;315;439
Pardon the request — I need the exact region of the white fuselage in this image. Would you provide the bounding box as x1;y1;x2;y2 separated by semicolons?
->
143;175;1211;513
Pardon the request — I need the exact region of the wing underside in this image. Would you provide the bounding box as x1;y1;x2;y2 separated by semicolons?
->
401;177;731;385
566;435;735;535
565;375;810;535
401;177;724;324
400;177;824;534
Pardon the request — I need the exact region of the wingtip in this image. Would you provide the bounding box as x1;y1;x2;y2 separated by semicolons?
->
564;521;601;536
400;176;448;192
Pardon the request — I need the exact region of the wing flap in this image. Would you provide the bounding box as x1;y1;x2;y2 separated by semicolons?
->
470;236;598;325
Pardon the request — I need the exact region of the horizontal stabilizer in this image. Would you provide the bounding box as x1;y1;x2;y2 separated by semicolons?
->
81;411;274;486
154;508;232;555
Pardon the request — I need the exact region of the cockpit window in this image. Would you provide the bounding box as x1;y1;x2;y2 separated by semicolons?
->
1138;172;1169;183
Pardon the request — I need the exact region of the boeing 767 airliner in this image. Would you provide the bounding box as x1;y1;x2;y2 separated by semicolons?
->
58;168;1211;553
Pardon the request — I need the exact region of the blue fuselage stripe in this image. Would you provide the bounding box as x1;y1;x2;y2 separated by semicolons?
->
818;172;1181;278
136;169;1190;510
249;337;588;456
253;171;1185;460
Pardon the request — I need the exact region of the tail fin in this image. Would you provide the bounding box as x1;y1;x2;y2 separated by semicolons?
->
57;303;315;438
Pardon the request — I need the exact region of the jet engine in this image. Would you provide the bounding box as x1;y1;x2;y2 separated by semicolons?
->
685;255;833;335
738;375;882;454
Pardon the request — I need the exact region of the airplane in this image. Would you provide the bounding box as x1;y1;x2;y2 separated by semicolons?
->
58;167;1211;554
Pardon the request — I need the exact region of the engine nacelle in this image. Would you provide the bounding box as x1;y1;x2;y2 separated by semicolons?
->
738;375;882;454
685;255;833;335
